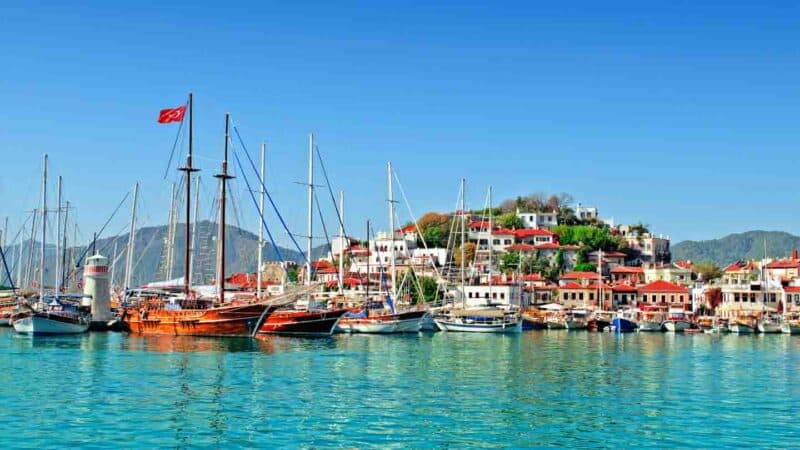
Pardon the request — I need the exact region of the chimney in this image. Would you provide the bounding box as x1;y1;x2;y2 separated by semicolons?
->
793;249;798;261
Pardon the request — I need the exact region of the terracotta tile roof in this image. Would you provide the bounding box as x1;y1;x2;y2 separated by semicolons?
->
600;251;627;258
522;273;545;281
610;266;643;274
638;280;688;293
611;283;638;292
586;282;613;290
469;221;492;229
506;243;536;252
491;228;517;236
784;286;800;292
560;281;587;290
514;229;554;238
724;260;757;272
396;224;417;233
674;260;694;269
561;271;600;280
311;260;333;269
766;259;800;269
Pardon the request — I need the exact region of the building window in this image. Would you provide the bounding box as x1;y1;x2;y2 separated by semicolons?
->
493;239;500;245
661;295;666;303
579;293;584;300
500;293;505;299
589;293;594;301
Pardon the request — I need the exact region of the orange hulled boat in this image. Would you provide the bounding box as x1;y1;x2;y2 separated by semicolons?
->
122;106;268;337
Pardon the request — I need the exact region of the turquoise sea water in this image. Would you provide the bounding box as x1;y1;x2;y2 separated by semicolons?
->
1;328;799;448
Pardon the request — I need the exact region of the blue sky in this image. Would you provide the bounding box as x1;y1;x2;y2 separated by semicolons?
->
1;1;799;251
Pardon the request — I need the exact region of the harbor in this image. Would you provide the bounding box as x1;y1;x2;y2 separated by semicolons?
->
4;2;800;447
2;327;799;447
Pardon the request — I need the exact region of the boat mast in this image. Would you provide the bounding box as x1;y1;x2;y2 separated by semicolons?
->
460;178;466;309
257;142;266;299
179;92;198;298
190;175;200;287
215;113;233;305
338;190;345;296
55;176;62;294
306;132;314;308
61;201;69;289
124;182;139;292
598;248;604;310
165;182;176;281
366;220;370;303
109;240;118;293
388;162;396;300
39;154;47;304
15;215;26;289
488;185;493;306
25;209;37;289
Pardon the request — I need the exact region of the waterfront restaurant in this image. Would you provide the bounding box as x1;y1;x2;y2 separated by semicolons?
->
636;280;690;309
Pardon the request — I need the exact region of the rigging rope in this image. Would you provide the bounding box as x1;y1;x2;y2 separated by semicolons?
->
232;125;309;265
231;148;290;278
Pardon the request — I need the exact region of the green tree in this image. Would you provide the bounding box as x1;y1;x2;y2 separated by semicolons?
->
573;262;597;272
500;251;520;272
287;268;299;283
422;226;445;248
497;212;523;229
454;242;477;267
694;261;722;282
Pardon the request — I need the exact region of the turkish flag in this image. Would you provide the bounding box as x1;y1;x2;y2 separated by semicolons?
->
157;105;187;124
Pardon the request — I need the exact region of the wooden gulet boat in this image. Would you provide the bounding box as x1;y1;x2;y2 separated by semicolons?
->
254;133;349;337
122;105;268;337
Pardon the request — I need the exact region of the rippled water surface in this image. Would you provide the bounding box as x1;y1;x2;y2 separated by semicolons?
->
2;329;800;448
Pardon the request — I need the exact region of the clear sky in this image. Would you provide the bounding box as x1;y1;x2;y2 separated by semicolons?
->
1;1;799;251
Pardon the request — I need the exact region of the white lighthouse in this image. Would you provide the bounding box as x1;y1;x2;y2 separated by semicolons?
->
83;254;112;322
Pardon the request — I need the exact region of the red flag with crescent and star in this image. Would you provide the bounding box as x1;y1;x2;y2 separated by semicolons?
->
157;105;187;124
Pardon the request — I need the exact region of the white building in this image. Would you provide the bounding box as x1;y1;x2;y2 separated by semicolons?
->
516;211;558;229
460;284;524;308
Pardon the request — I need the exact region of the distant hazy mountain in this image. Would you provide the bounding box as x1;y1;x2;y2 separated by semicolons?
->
0;220;329;289
672;231;800;266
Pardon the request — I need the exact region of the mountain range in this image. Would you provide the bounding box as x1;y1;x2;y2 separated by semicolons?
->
672;231;800;266
1;220;329;289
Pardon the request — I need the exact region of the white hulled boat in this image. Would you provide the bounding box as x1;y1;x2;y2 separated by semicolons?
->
12;297;89;335
730;318;757;334
662;309;692;332
435;308;522;333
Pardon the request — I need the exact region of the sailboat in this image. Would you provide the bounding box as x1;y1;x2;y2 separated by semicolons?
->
123;103;268;337
588;249;613;332
255;132;349;337
12;155;90;335
338;163;429;333
757;248;782;333
434;182;522;333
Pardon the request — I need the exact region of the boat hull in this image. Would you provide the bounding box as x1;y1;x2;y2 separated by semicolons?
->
730;323;756;334
258;309;348;337
758;321;782;334
123;303;267;337
521;315;546;330
588;319;611;332
663;320;692;332
339;310;427;334
638;321;663;332
781;322;800;334
435;318;522;333
13;313;89;335
565;319;587;330
611;318;638;333
546;320;567;330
